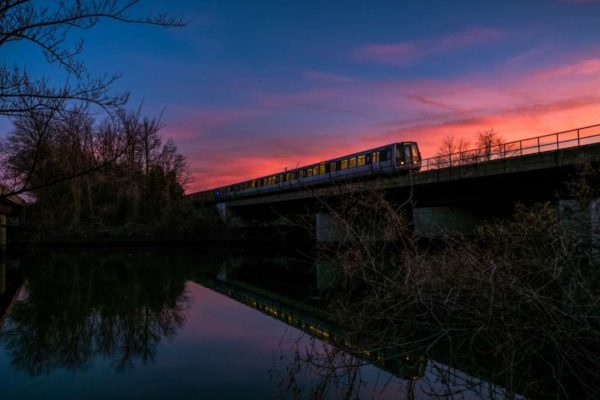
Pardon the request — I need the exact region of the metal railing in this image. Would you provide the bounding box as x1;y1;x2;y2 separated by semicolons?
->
420;123;600;172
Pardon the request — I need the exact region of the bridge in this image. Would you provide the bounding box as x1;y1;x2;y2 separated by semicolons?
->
203;124;600;246
0;186;25;252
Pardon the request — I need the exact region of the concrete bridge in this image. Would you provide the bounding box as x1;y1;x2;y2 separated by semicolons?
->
208;124;600;245
0;186;25;252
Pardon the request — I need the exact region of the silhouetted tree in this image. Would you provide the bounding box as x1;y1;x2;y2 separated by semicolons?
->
0;1;185;200
2;106;189;231
476;128;504;160
435;135;471;167
0;0;184;118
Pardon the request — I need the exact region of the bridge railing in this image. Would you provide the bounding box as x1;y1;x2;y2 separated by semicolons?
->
420;123;600;171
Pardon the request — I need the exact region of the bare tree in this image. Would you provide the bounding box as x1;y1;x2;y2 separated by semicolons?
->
435;135;471;167
0;0;185;117
476;128;504;161
0;1;186;200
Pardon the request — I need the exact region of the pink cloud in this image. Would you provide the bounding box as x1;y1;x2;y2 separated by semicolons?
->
534;59;600;79
353;28;505;65
176;54;600;193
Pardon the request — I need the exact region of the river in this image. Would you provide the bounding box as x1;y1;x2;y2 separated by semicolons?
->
0;247;526;399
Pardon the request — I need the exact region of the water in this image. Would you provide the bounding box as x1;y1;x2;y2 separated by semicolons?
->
0;248;522;399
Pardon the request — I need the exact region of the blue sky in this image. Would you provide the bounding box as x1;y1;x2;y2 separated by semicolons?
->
4;0;600;190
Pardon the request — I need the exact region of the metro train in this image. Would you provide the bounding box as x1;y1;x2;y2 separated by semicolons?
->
188;142;421;203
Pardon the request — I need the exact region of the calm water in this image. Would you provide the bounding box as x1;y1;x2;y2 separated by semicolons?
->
0;248;517;399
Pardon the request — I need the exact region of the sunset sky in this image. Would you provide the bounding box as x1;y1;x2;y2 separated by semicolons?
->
5;0;600;191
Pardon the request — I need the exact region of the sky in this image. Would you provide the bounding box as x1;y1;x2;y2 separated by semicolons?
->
4;0;600;192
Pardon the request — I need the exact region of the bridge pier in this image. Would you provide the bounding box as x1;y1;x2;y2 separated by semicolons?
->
0;214;6;253
559;200;590;243
216;202;231;224
412;206;485;237
558;199;600;262
0;256;4;295
315;212;351;243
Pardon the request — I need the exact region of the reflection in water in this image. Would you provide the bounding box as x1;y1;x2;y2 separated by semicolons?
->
201;265;522;400
0;248;533;399
0;251;195;375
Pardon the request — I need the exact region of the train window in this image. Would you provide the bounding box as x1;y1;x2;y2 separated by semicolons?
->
357;155;366;166
340;159;348;169
330;162;336;172
319;163;326;174
349;157;357;168
381;149;391;161
307;168;313;177
372;151;380;163
313;166;319;175
411;144;420;161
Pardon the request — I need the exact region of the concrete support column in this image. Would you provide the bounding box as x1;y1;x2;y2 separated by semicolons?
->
0;214;6;253
592;199;600;264
412;206;481;238
0;257;5;295
216;202;231;224
316;212;350;243
559;200;590;245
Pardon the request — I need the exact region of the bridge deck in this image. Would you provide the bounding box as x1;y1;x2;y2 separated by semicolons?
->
225;142;600;207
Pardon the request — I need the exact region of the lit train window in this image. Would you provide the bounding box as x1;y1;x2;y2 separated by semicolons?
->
341;159;348;169
372;151;380;163
307;168;313;177
319;163;326;174
349;157;357;168
358;155;366;166
313;166;319;175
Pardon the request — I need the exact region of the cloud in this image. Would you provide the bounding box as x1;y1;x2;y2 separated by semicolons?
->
534;59;600;79
174;54;600;193
352;28;505;65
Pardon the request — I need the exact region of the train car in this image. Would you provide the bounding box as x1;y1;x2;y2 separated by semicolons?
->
188;142;420;203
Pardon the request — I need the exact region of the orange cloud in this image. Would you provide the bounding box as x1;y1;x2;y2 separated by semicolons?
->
179;55;600;193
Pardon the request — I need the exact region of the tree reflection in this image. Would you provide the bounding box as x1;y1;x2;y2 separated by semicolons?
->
0;250;192;375
270;330;524;400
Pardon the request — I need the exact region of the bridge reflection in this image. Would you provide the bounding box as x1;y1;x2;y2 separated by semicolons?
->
198;274;427;382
